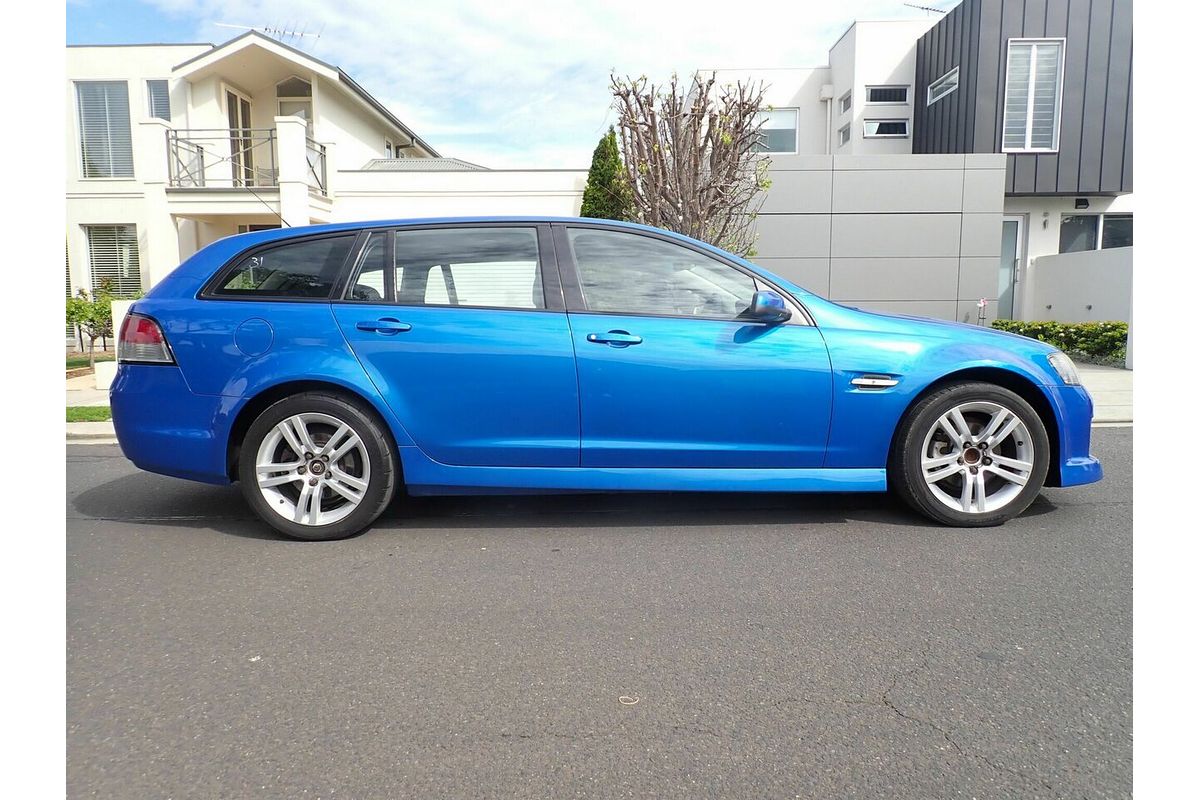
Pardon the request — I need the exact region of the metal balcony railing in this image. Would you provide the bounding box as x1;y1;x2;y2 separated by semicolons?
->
166;129;278;189
306;138;328;196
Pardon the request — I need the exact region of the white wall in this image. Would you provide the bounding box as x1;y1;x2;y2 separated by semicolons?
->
1024;247;1132;322
707;67;832;154
1004;193;1135;318
831;20;938;155
332;169;587;219
66;45;212;296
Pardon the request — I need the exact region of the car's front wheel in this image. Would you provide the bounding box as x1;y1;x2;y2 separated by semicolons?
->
890;382;1050;527
238;392;398;540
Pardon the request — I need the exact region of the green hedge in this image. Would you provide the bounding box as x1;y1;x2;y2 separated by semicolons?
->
990;319;1128;361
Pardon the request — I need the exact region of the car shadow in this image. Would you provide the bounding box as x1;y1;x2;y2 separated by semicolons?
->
72;469;1059;540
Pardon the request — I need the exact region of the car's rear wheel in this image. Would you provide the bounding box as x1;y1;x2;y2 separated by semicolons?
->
238;392;397;541
890;382;1050;527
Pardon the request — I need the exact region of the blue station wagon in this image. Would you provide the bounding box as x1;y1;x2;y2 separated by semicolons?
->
111;217;1101;540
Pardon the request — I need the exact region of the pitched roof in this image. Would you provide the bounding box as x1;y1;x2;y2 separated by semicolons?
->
172;31;440;157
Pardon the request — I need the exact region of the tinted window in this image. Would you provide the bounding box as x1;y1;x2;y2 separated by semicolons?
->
393;228;543;309
216;235;354;298
1059;215;1098;253
1101;214;1133;249
567;228;756;319
346;233;388;301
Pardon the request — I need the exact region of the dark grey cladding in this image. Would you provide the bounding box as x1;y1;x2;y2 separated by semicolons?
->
913;0;1131;196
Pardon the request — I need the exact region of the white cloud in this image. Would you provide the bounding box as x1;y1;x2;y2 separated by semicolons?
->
143;0;948;167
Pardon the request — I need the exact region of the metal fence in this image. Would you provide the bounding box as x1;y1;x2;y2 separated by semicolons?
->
166;129;278;189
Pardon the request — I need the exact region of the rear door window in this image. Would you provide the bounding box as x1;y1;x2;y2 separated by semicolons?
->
393;227;544;309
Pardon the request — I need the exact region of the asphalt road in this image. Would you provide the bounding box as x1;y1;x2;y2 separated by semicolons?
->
67;429;1131;799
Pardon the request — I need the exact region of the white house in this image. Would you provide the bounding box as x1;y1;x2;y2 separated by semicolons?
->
712;0;1133;323
65;32;586;299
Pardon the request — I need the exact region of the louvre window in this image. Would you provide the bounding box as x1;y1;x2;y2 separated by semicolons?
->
76;81;134;178
866;86;908;103
1003;40;1064;151
839;92;852;114
86;225;142;296
838;125;851;147
147;80;170;121
927;67;959;105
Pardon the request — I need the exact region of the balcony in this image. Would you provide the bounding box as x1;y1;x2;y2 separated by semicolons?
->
166;127;327;196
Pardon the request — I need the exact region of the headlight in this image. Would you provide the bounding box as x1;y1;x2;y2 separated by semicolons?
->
1047;352;1081;385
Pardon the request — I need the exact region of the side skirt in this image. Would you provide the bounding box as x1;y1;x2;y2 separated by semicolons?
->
398;446;886;496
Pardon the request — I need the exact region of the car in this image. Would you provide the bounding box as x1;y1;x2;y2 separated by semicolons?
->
110;217;1101;540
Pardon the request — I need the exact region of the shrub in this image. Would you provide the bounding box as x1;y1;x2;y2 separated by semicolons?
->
990;319;1128;363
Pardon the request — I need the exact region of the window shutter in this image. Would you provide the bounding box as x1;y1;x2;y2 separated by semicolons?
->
147;80;171;121
86;225;142;296
76;82;134;178
1003;46;1032;149
1029;43;1062;149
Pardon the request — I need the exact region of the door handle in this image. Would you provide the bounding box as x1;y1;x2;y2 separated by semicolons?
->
587;330;643;347
356;318;412;335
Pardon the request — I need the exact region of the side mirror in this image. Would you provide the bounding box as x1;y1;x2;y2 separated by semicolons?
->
748;290;792;323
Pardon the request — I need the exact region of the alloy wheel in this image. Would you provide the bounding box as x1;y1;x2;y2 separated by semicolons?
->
254;412;372;526
919;401;1035;514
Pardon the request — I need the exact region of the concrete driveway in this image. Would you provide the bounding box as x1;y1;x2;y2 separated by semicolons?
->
67;429;1131;799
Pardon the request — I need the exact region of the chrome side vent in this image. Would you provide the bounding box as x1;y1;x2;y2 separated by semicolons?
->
850;374;900;389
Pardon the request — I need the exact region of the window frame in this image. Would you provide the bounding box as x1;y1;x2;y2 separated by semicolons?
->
146;79;171;121
75;80;135;180
838;91;852;115
1058;213;1134;253
199;230;362;303
753;108;800;155
926;66;959;106
552;222;812;326
333;222;565;312
837;124;851;147
865;85;910;105
863;118;910;139
84;223;142;297
1001;37;1066;153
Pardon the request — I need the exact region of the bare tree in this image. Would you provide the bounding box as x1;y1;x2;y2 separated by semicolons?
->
610;72;771;257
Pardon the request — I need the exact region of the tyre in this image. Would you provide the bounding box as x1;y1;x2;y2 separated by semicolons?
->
238;392;398;541
889;382;1050;527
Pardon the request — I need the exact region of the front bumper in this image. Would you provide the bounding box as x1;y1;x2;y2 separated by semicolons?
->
1045;382;1103;487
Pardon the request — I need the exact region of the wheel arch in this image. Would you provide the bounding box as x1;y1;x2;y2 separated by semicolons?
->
225;379;401;483
888;367;1063;487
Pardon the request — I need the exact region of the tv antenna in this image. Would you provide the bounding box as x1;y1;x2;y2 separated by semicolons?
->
903;2;950;13
214;22;325;45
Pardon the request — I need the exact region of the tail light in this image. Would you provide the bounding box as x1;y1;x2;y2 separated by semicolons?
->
118;313;175;364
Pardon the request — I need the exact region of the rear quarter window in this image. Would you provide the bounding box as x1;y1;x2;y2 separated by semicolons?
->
212;234;356;299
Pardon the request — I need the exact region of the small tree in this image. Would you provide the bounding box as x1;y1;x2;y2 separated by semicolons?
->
66;285;113;368
610;72;771;256
580;127;633;221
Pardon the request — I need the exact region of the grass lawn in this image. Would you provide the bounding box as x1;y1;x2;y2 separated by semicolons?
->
67;406;112;423
66;352;115;371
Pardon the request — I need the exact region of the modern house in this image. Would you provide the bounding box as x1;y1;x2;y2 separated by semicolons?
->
710;0;1133;323
65;32;585;298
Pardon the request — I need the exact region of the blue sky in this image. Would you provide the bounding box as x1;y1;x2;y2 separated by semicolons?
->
67;0;945;168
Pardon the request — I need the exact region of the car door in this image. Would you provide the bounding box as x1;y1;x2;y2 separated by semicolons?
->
331;224;580;467
555;224;833;469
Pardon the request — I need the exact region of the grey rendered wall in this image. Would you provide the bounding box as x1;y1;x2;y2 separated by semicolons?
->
753;153;1007;323
913;0;1132;196
1024;246;1131;322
